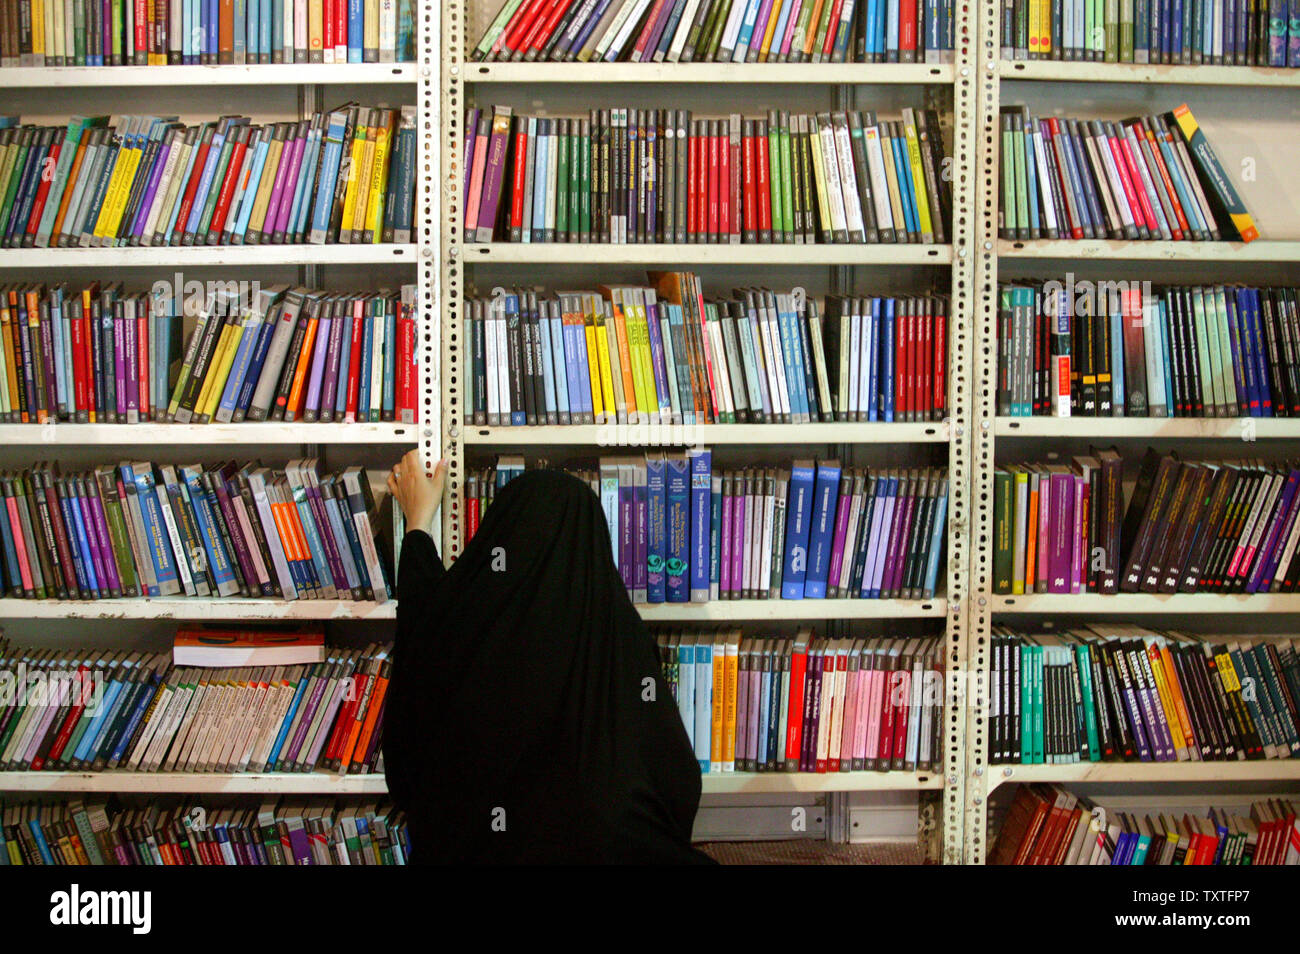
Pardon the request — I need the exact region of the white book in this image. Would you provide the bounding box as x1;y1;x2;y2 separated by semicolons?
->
863;125;895;233
1030;121;1059;235
597;0;656;60
665;0;704;60
833;116;866;241
817;116;849;240
718;0;752;60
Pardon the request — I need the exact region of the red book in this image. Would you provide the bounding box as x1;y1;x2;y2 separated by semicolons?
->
707;124;720;243
877;667;897;763
397;309;415;422
69;309;88;417
756;122;772;238
208;130;250;238
741;123;757;241
337;0;348;58
729;119;741;242
900;0;917;57
1114;130;1159;234
821;0;845;57
345;299;365;422
933;298;946;416
24;135;63;240
632;0;671;59
891;666;910;766
465;495;480;546
895;306;906;420
827;648;847;771
526;0;576;57
1043;119;1083;239
508;0;562;56
718;122;730;241
323;671;368;763
1136;121;1188;239
35;667;90;768
494;0;545;56
508;119;529;237
686;130;698;241
171;131;215;243
785;639;809;763
324;0;335;58
135;0;148;60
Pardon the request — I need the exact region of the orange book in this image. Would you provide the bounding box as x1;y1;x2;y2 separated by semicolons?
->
1024;473;1039;588
4;290;22;422
598;289;638;421
282;313;320;421
349;663;390;770
25;288;49;422
50;136;92;244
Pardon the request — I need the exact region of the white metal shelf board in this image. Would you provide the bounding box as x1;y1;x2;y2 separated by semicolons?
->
459;243;953;265
994;416;1300;439
1000;59;1300;86
985;760;1300;793
462;421;950;445
992;593;1300;614
0;772;389;794
0;770;942;795
0;422;419;445
0;244;420;269
0;64;418;87
464;62;955;84
635;598;946;620
0;599;397;620
998;239;1300;262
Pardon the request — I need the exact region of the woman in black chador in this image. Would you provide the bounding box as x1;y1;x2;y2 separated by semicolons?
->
383;450;713;865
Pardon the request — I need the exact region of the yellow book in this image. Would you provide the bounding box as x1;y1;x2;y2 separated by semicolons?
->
1039;0;1053;55
339;118;370;238
104;128;147;240
592;305;616;425
1028;0;1041;56
0;298;10;418
632;297;661;422
621;294;651;424
31;0;45;61
92;124;136;240
710;634;726;769
722;632;740;769
348;111;379;240
51;0;64;64
246;133;286;238
193;321;239;421
363;111;395;242
806;116;834;238
758;0;785;60
902;108;934;241
310;0;324;59
364;0;380;58
200;318;246;421
1011;467;1027;595
582;305;604;422
1142;640;1187;760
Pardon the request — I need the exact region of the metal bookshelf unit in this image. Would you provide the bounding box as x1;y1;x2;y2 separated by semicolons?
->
963;3;1300;863
439;0;979;863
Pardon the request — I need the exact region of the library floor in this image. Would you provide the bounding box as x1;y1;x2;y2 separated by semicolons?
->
696;841;927;864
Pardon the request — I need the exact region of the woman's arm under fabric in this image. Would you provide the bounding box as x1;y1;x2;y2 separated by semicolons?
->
397;527;445;602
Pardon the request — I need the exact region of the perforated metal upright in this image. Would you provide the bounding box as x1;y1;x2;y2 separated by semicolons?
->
421;0;444;484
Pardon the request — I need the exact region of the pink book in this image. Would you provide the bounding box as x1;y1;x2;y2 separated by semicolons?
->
631;0;673;61
475;106;515;243
838;649;857;770
719;481;734;595
1070;474;1084;593
1112;130;1159;234
852;662;870;765
1036;470;1051;591
464;111;491;240
747;659;762;763
6;498;34;594
778;0;804;56
269;125;308;240
730;484;745;597
865;665;883;764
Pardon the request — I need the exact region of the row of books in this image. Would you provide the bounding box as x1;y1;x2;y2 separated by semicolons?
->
998;103;1258;243
0;634;389;776
0;283;417;425
463;105;950;245
471;0;956;63
991;786;1300;865
0;0;417;66
0;104;417;250
998;282;1300;419
0;459;396;602
468;455;949;603
655;629;944;773
0;798;409;866
464;283;948;426
988;627;1300;765
1001;0;1300;65
992;449;1300;596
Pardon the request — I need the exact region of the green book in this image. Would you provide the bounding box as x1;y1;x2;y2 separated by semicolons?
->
778;112;795;243
993;468;1013;593
580;118;592;240
556;118;571;240
1013;115;1030;240
1076;643;1102;761
767;111;784;239
1032;644;1046;764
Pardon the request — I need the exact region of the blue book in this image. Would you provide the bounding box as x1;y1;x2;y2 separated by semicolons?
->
778;293;810;421
881;297;896;421
383;303;397;419
688;449;711;602
349;0;365;62
234;0;246;60
708;475;722;600
66;486;102;596
267;677;310;768
216;315;263;420
803;460;841;599
180;467;238;596
531;121;550;239
134;467;180;595
1159;299;1175;415
236;315;279;419
184;129;226;236
547;307;569;422
537;305;558;421
692;640;711;770
55;491;92;596
646;454;667;604
922;481;948;599
571;309;594;423
26;818;55;864
109;674;157;764
73;673;124;764
665;454;690;602
334;308;355;417
208;0;220;58
865;474;898;599
734;0;765;57
502;295;526;425
285;126;321;241
677;640;695;748
1023;125;1040;234
560;305;585;423
0;488;21;592
1109;308;1125;415
644;302;673;421
770;0;796;59
1247;288;1273;415
232;134;272;239
892;132;920;236
781;460;816;599
866;298;880;421
1170;0;1184;54
309;112;349;243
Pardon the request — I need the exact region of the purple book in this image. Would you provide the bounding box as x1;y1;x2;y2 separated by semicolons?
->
113;305;127;419
301;477;350;595
131;131;176;243
83;479;123;596
1035;472;1050;591
210;476;259;594
303;311;332;421
747;661;761;762
462;108;480;211
803;651;823;771
124;302;139;422
867;484;896;597
74;488;111;598
825;478;853;597
749;0;779;58
637;0;679;61
257;126;297;244
1070;474;1084;593
270;123;308;241
634;469;648;601
317;300;348;423
1248;469;1300;592
720;479;733;595
730;480;745;598
885;480;918;598
566;0;617;57
475;106;514;243
1048;470;1074;594
37;302;59;416
877;480;907;599
284;668;332;766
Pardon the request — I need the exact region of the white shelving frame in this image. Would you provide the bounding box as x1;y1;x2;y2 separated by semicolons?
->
964;9;1300;864
441;0;978;863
